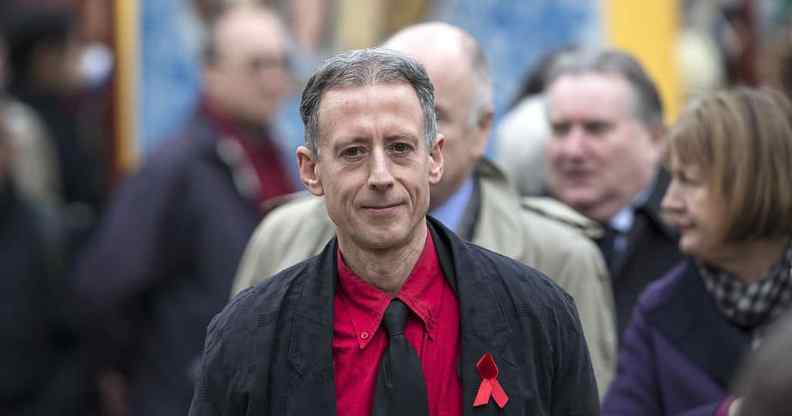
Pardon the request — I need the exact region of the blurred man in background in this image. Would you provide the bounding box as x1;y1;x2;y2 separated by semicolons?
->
0;99;80;415
77;4;295;415
543;49;683;340
3;6;110;252
232;22;616;393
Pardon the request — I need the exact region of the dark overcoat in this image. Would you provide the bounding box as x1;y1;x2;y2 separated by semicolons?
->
189;218;600;415
603;260;755;415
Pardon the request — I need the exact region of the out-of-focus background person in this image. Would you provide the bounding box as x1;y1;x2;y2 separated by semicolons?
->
0;97;80;415
542;48;685;342
603;87;792;415
732;310;792;416
3;4;112;255
76;4;296;416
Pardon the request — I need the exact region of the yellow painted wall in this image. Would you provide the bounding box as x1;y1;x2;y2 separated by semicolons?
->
605;0;681;123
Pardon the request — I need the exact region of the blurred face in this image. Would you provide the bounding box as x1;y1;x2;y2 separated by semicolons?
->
545;73;663;222
203;9;291;125
418;50;488;208
297;83;444;252
661;156;726;262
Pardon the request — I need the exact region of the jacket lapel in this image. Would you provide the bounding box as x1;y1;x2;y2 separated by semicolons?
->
429;218;524;415
619;170;677;275
650;260;751;388
286;239;338;415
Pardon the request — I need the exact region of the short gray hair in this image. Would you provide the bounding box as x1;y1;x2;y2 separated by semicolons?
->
300;48;438;157
545;48;664;130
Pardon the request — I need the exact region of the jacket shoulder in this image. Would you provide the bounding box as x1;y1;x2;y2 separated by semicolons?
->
232;194;333;293
215;259;314;342
521;197;603;239
635;260;690;314
466;242;580;324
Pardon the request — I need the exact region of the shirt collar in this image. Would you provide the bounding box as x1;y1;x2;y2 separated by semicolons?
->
335;228;444;349
607;178;655;233
430;176;474;233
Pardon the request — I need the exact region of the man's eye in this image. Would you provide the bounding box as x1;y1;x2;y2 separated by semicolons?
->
583;121;611;136
551;122;571;137
390;142;412;154
340;147;366;158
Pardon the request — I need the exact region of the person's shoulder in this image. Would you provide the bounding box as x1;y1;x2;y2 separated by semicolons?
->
251;192;333;251
266;192;327;220
635;259;691;314
519;197;603;239
213;257;318;339
515;197;606;271
465;241;575;310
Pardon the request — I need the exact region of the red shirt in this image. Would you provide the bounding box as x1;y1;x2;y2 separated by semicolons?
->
333;230;462;416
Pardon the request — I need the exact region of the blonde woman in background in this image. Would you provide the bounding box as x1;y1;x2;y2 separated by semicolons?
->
603;88;792;416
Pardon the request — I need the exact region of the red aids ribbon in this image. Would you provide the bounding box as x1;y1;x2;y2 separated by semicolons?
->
473;352;509;408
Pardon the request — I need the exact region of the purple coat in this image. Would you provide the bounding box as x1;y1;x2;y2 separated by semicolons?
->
602;260;752;416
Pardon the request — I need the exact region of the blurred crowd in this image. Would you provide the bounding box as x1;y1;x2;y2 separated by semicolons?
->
2;0;792;415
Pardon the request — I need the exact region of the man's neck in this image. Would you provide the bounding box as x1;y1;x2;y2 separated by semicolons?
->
337;222;428;294
202;99;268;142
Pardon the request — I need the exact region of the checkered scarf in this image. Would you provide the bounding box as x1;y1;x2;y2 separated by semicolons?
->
698;241;792;329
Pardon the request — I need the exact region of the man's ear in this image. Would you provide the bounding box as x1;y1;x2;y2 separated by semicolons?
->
297;145;324;196
472;109;494;160
648;123;668;161
428;134;445;185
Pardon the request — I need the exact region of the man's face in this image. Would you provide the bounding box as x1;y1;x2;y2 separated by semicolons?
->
297;83;444;252
203;10;291;125
418;51;487;208
545;73;663;222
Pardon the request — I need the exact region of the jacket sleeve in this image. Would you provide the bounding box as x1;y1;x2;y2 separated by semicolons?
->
550;236;617;397
189;302;250;416
601;306;664;415
189;314;224;416
76;161;184;372
551;296;601;415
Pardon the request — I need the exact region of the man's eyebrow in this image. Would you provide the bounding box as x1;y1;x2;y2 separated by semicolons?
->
385;133;418;142
332;136;369;151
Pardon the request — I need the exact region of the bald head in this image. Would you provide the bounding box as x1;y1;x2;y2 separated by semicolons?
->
384;22;490;105
381;22;493;209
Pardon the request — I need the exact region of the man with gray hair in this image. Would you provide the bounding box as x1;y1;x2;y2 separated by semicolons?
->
544;49;683;340
231;22;616;394
189;47;599;415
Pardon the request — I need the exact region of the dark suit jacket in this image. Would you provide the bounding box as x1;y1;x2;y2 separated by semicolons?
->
603;260;753;415
189;218;599;415
0;182;80;415
610;170;684;339
77;109;271;416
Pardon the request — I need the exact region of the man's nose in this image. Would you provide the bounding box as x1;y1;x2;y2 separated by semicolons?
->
368;149;395;190
559;126;588;158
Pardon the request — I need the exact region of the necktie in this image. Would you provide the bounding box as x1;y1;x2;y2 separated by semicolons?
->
371;299;429;416
597;225;620;274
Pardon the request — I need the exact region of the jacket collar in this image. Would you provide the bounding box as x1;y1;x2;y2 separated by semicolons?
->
649;260;751;388
471;159;524;261
287;216;517;414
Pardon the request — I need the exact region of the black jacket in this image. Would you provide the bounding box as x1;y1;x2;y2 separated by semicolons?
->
77;110;266;416
189;218;599;415
609;170;684;340
0;181;80;414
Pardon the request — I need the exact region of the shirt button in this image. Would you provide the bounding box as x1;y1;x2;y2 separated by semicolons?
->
360;331;369;340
